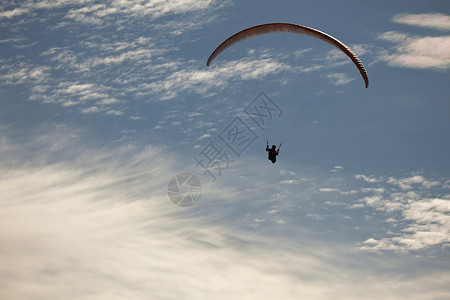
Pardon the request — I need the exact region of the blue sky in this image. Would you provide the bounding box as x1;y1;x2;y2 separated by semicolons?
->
1;1;449;299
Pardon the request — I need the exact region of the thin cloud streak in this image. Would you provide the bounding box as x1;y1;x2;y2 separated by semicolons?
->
1;0;222;22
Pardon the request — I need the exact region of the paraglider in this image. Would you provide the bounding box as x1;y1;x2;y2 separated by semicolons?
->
266;142;280;164
206;23;369;163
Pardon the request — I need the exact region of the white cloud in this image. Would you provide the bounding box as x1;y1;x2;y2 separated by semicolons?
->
378;31;450;69
307;213;326;220
361;187;385;194
326;73;354;86
381;14;450;70
0;0;233;115
280;179;299;184
444;180;450;189
22;37;167;114
0;7;29;19
110;0;219;19
319;188;339;193
0;137;348;299
1;127;450;299
354;174;380;183
188;112;203;118
293;48;313;59
81;106;100;114
88;48;158;67
274;218;286;224
340;189;359;195
354;175;449;253
1;0;367;121
53;0;228;28
387;175;440;190
196;133;212;141
0;37;26;44
144;56;290;100
360;197;450;252
1;0;221;23
393;13;450;31
359;194;383;207
0;65;50;85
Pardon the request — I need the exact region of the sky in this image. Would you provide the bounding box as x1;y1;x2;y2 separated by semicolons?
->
1;0;449;299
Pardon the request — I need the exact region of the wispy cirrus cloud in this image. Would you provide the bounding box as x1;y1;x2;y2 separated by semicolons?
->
325;72;355;86
1;0;366;120
1;126;449;300
290;44;369;87
1;0;223;22
7;35;169;115
2;1;283;117
143;55;290;100
0;7;28;19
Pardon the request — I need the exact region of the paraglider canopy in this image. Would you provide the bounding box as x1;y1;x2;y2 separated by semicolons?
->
207;23;369;88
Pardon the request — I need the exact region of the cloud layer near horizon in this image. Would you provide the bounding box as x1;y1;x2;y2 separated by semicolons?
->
1;126;449;300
